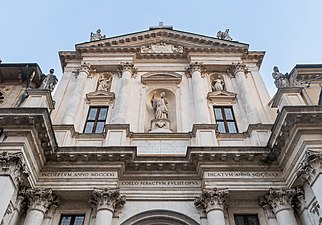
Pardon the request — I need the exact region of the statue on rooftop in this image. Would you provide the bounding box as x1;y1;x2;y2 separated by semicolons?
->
217;29;233;41
90;29;106;41
272;66;290;88
40;69;58;92
151;91;169;120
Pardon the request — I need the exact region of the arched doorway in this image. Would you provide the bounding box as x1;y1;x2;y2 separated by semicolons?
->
120;210;200;225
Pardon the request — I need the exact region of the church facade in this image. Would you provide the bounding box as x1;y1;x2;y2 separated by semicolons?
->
0;25;322;225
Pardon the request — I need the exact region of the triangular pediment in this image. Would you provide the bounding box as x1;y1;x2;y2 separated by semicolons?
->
76;28;249;51
86;90;115;105
207;90;237;104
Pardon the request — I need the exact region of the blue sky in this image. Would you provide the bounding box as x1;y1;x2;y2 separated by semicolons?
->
1;0;321;96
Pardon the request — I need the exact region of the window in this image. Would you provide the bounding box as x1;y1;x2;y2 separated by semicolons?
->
214;106;238;133
83;106;108;133
59;215;85;225
234;214;260;225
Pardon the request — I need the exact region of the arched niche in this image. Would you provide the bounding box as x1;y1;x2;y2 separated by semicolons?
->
120;210;200;225
209;72;225;92
145;88;176;132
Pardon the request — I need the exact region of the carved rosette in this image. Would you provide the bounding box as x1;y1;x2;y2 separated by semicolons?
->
226;62;249;78
259;187;304;214
297;150;322;184
0;152;29;187
21;188;60;213
89;188;126;213
117;62;137;78
186;62;206;78
194;188;229;213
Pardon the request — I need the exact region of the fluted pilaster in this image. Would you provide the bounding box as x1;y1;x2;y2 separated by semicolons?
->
0;152;29;222
297;150;322;209
186;62;209;124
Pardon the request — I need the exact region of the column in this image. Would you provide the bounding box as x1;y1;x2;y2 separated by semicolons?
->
22;188;60;225
260;187;302;225
298;150;322;209
227;62;260;124
187;62;209;124
62;63;91;124
90;188;126;225
0;152;29;222
195;188;229;225
111;62;135;124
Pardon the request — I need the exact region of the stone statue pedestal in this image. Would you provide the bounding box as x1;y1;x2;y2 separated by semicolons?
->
149;119;172;133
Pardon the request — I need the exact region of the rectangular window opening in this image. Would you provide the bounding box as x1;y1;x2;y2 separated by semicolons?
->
83;106;108;134
234;214;260;225
213;106;238;134
59;215;85;225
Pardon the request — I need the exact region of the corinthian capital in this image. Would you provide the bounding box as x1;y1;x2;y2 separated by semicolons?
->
186;62;205;77
195;188;229;213
21;188;60;213
117;62;137;78
75;62;94;78
0;151;30;187
297;150;322;184
226;62;249;78
260;187;304;214
89;188;126;213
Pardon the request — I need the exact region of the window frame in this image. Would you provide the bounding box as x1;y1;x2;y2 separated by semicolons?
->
213;106;238;134
234;214;260;225
58;214;85;225
83;106;108;134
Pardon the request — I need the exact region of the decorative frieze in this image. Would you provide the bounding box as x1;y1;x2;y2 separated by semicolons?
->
89;188;126;213
297;150;322;184
259;187;304;214
141;42;184;54
226;62;249;78
0;152;29;187
195;188;229;212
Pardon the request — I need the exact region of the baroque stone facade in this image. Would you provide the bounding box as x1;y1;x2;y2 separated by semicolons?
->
0;25;322;225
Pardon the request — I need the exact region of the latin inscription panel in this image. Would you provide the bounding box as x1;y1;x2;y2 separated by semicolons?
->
135;140;188;156
204;171;281;179
40;171;118;179
120;180;201;188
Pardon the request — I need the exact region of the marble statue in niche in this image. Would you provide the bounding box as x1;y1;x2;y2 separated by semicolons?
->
97;75;112;92
151;91;169;119
212;78;224;91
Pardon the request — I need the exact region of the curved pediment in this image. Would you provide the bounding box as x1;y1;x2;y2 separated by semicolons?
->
141;72;182;85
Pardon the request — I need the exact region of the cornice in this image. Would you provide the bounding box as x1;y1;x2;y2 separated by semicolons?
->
268;106;322;156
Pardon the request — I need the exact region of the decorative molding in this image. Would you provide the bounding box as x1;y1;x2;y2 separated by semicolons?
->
21;188;60;213
0;151;30;187
141;72;182;85
207;90;237;104
75;62;94;78
259;187;304;214
297;150;322;184
141;42;184;54
226;62;249;78
186;62;206;78
86;91;115;105
195;188;229;213
89;188;126;214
